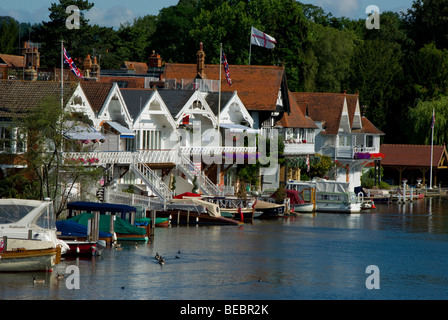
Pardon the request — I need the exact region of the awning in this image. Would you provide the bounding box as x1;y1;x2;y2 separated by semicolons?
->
106;121;135;138
63;121;105;141
219;123;259;134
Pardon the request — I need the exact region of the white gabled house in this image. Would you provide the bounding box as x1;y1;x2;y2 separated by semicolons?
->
291;92;385;191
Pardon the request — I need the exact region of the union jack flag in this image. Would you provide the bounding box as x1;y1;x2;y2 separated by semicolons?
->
221;51;232;86
63;46;84;79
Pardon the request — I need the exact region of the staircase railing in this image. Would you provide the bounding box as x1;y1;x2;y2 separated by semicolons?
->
177;151;220;195
130;153;173;201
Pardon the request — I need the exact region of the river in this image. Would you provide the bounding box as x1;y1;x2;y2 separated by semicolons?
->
1;197;447;301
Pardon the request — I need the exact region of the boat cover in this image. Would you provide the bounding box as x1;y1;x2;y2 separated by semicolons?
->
271;189;305;205
173;192;201;199
315;181;350;193
56;220;112;238
68;212;146;235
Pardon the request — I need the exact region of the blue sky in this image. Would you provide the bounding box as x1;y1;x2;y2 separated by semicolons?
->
0;0;415;29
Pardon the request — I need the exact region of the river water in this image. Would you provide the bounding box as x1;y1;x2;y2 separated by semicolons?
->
1;197;447;301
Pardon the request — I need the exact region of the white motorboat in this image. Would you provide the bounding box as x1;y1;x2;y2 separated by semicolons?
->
286;180;362;213
0;199;68;272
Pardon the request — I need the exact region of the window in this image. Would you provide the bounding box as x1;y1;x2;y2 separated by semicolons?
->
0;127;12;152
366;135;374;148
140;130;162;150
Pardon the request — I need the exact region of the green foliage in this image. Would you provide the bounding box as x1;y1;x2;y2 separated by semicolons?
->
192;176;199;194
0;17;19;54
4;0;448;146
15;95;103;217
273;183;286;204
408;96;448;145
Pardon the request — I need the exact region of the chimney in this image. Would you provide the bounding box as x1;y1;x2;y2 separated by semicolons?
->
148;50;162;68
196;42;206;79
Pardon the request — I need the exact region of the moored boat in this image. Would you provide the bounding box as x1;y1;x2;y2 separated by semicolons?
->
159;198;243;226
286;180;362;213
0;199;67;272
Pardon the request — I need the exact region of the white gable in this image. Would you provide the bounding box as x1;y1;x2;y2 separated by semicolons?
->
134;91;177;130
66;83;96;125
174;91;217;128
97;83;133;130
338;97;351;133
218;92;254;128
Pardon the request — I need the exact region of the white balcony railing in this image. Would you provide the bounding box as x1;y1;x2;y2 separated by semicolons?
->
283;142;315;155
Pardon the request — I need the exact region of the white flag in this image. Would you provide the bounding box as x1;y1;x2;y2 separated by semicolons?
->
251;27;277;49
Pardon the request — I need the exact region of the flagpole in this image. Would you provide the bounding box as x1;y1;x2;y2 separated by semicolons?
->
430;108;434;189
248;27;252;65
218;43;222;131
61;40;64;109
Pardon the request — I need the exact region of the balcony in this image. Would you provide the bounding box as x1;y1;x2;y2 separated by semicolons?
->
283;141;315;155
63;150;177;166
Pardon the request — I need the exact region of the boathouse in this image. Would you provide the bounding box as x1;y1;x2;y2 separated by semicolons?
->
380;144;448;187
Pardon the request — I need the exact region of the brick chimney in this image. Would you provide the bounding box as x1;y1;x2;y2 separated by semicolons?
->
196;42;206;79
148;50;162;68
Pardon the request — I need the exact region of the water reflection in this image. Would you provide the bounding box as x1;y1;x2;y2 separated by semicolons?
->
1;197;448;300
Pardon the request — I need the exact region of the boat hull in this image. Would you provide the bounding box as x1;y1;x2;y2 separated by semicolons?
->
0;247;59;272
292;203;315;213
315;202;361;213
63;241;98;256
159;210;243;226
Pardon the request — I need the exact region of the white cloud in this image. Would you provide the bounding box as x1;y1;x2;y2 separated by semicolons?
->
315;0;361;18
85;5;135;29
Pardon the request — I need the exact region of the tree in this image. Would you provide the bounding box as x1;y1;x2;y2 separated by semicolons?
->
348;39;403;132
408;43;448;100
403;0;448;50
151;0;200;63
0;17;19;54
16;96;103;217
310;24;358;92
33;0;94;68
407;96;448;145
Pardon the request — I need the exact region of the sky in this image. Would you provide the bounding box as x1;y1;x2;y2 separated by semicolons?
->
0;0;415;29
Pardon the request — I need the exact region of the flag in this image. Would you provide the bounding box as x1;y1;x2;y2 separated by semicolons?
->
221;51;232;86
431;110;435;129
251;26;277;49
63;46;84;79
306;154;310;172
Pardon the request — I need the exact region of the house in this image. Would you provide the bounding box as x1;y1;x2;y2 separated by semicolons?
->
380;144;448;187
161;43;292;191
291;92;384;190
276;91;318;182
0;80;79;179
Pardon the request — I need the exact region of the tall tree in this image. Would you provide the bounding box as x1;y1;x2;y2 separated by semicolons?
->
348;39;403;133
33;0;94;68
16;96;103;217
404;0;448;50
151;0;200;63
0;17;19;54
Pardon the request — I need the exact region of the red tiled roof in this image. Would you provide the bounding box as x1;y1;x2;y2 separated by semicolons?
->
277;91;317;129
80;82;114;113
380;144;447;167
291;92;346;134
0;54;26;69
124;61;148;75
163;63;285;112
291;92;383;135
